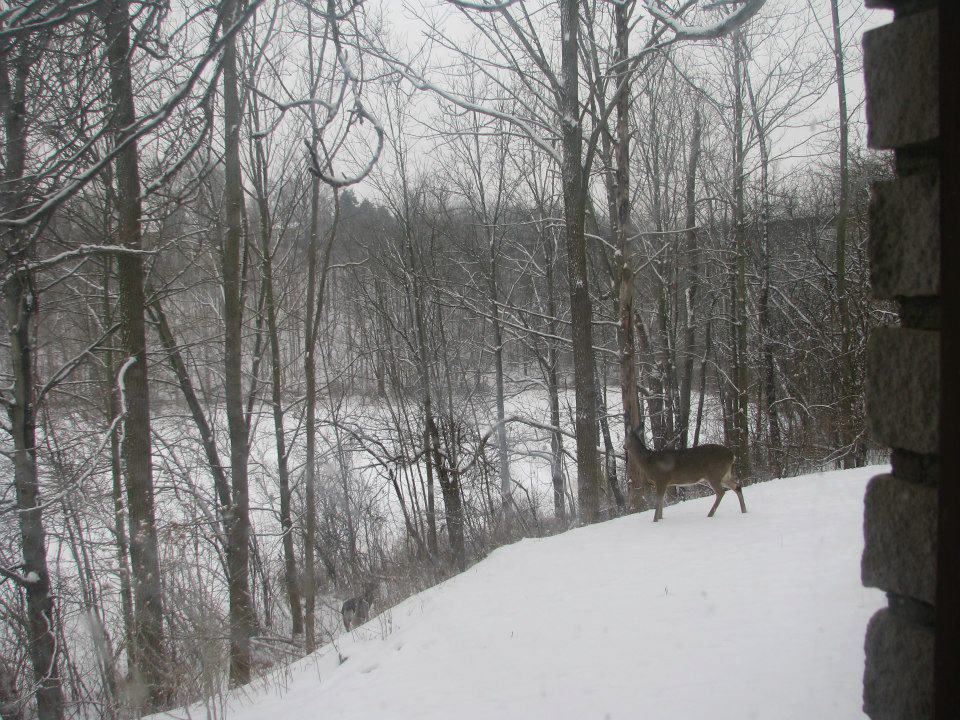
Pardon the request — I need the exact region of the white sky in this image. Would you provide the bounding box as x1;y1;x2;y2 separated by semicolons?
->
344;0;892;201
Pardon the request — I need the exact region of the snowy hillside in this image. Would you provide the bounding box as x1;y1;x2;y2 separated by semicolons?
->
155;466;885;720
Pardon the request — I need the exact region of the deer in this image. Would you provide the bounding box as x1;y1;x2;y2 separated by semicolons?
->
341;581;378;631
626;428;746;522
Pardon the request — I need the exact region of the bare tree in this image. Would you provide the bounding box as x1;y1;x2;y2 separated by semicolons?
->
101;0;168;704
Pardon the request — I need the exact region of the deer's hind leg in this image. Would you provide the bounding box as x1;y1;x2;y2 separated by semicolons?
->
722;468;746;513
735;485;747;513
654;487;666;522
707;487;726;517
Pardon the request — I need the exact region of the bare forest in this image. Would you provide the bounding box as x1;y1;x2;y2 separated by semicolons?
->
0;0;889;717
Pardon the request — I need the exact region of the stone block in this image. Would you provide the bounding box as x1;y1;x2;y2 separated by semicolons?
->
863;10;938;149
865;0;937;14
862;474;937;605
890;449;939;485
863;608;934;719
866;327;939;454
869;172;940;298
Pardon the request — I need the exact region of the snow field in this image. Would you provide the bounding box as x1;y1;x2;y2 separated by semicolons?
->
155;465;886;720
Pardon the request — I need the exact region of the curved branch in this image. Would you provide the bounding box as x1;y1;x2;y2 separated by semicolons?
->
445;0;521;12
643;0;764;40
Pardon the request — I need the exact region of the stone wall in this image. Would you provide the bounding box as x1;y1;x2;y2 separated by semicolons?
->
861;1;939;717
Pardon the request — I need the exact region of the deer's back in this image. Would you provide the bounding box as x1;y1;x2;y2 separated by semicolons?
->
642;443;735;483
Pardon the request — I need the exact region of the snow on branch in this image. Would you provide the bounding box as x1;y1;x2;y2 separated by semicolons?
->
23;245;153;274
303;0;385;188
445;0;521;11
369;43;563;166
457;414;575;475
22;356;138;515
0;565;39;587
0;245;155;302
643;0;764;40
0;0;100;44
305;101;385;188
0;0;265;228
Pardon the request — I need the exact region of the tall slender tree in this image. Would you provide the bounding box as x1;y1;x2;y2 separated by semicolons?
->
221;0;255;684
829;0;855;468
102;0;168;705
1;43;66;720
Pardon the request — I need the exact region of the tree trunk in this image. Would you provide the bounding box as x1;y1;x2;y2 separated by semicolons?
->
693;318;712;447
101;265;135;677
256;162;304;638
595;365;625;511
439;307;469;567
678;109;702;449
148;297;231;524
5;275;65;720
489;259;513;517
103;0;167;704
731;30;751;481
745;73;782;476
303;171;320;652
406;230;439;556
830;0;855;469
429;412;466;569
611;2;645;511
2;57;66;716
543;232;566;520
221;0;254;683
560;0;601;523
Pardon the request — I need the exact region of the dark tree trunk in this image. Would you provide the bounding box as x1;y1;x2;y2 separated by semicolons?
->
256;160;304;638
543;233;566;520
103;0;167;704
149;298;232;521
560;0;601;523
406;230;439;556
221;0;254;684
611;1;645;511
678;109;702;449
595;364;624;511
731;30;751;481
102;265;135;677
429;417;466;570
489;262;513;516
4;276;65;720
2;46;65;720
830;0;855;469
303;172;320;652
745;73;782;476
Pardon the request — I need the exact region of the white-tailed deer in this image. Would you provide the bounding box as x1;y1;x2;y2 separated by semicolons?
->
342;581;378;631
626;428;746;522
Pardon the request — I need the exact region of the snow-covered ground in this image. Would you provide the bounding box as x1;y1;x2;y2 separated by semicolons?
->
153;465;885;720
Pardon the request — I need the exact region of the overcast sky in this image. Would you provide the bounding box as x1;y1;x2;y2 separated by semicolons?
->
341;0;892;202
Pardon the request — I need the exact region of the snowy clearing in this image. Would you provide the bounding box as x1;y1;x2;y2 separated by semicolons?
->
155;466;885;720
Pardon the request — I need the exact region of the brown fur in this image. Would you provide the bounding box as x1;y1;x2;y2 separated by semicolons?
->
626;431;745;521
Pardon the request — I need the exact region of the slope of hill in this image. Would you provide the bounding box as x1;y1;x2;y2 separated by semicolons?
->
156;466;886;720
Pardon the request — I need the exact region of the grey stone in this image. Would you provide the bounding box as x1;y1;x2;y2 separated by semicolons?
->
890;449;939;486
866;327;939;454
863;608;934;719
896;297;939;331
870;172;940;298
865;0;938;15
862;474;937;605
864;10;938;149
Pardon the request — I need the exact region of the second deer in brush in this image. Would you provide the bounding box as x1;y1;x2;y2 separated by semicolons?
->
342;581;378;631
